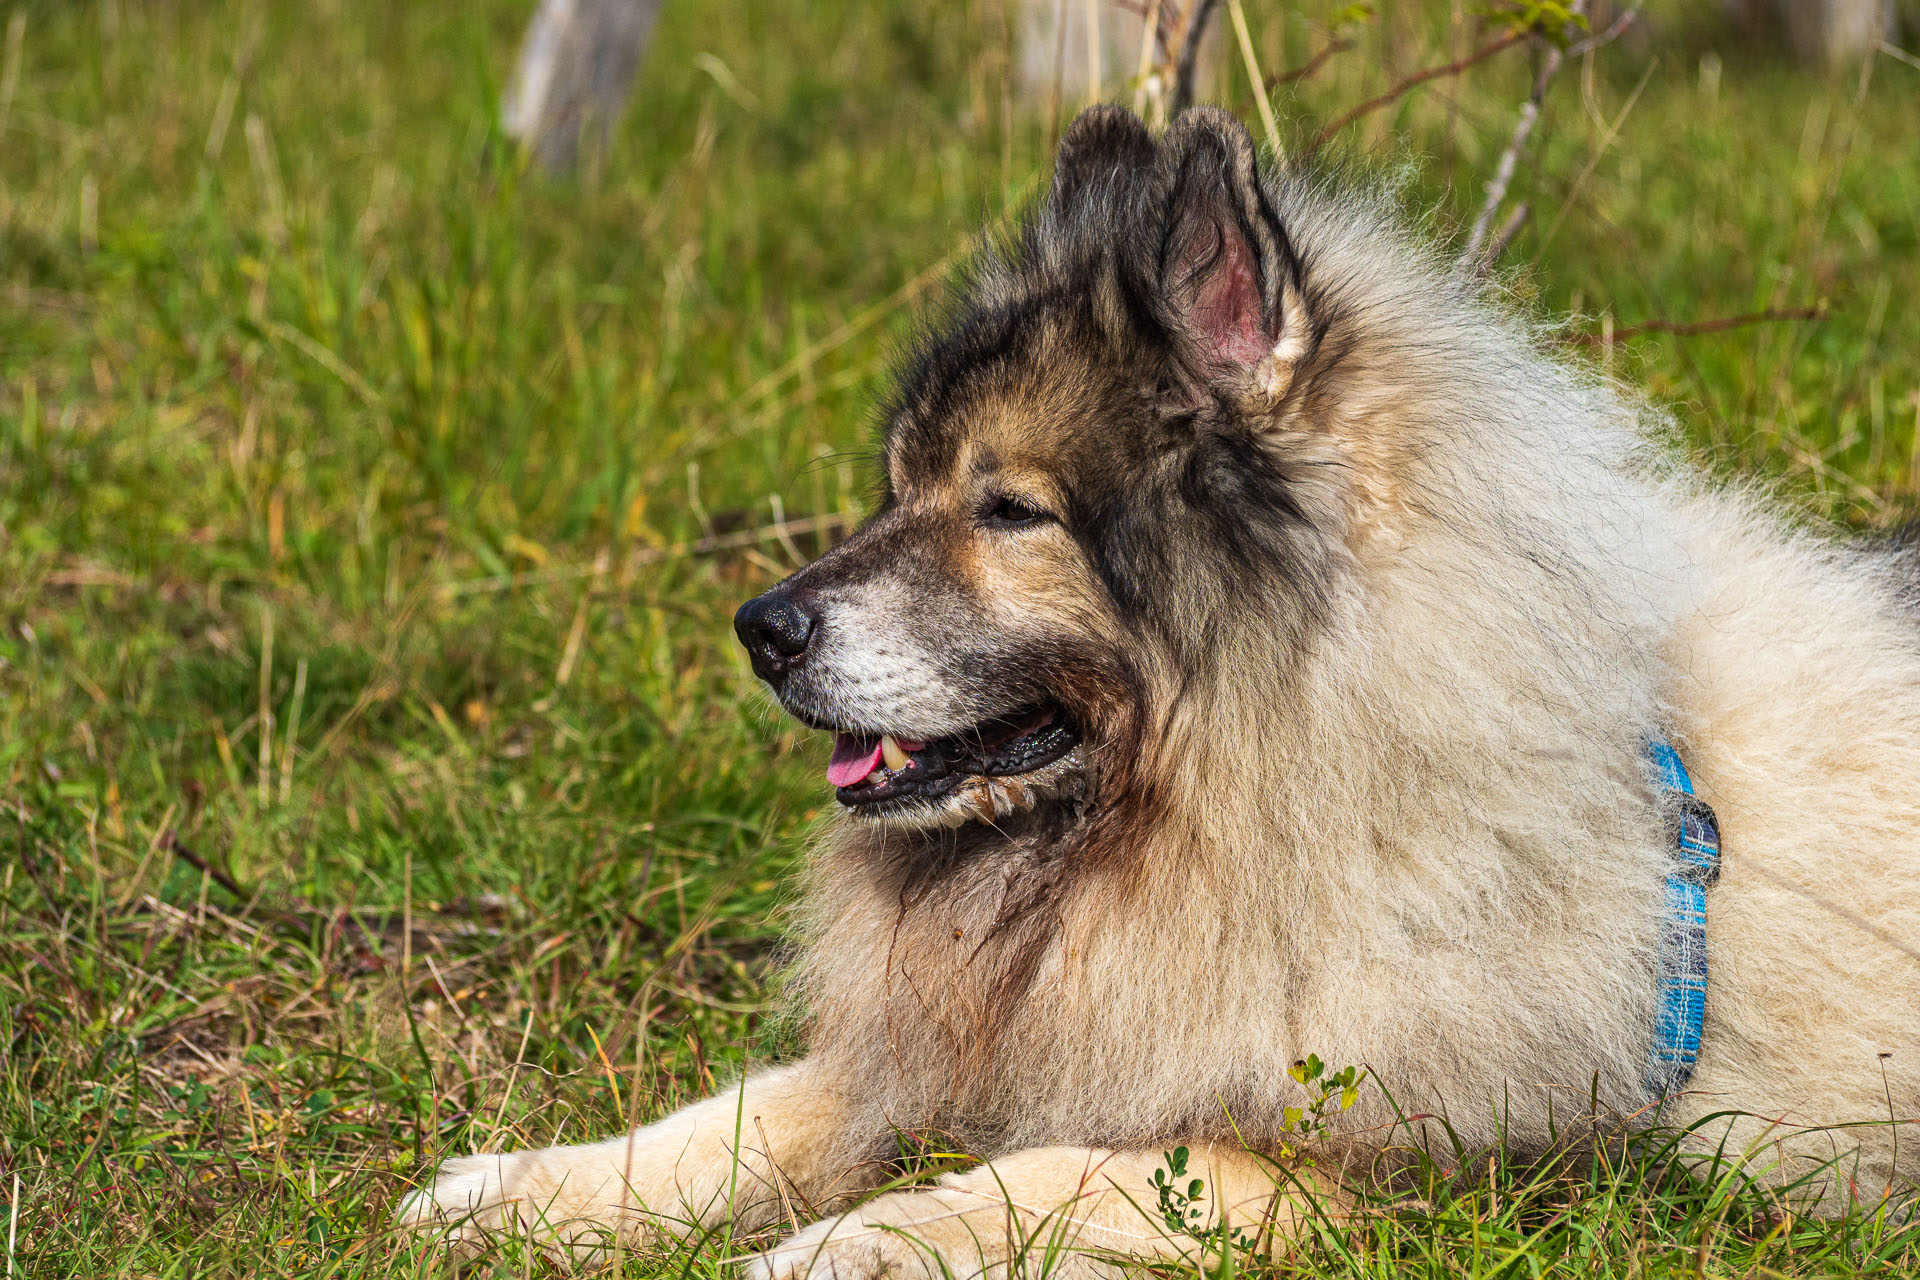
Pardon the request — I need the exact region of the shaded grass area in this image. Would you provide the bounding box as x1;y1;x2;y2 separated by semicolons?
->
1;0;1917;1274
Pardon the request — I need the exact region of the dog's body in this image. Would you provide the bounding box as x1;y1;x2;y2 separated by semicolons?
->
399;108;1920;1272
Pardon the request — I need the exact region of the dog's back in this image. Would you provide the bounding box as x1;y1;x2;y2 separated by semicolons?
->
1656;495;1920;1198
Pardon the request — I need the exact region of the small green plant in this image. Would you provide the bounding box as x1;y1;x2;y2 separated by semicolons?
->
1477;0;1590;45
1279;1053;1365;1160
1149;1057;1368;1263
1151;1144;1266;1258
1327;3;1375;31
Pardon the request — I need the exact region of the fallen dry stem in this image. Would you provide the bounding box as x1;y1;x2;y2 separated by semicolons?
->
1559;307;1825;346
438;512;857;599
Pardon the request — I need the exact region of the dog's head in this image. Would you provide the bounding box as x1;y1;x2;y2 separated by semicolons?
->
736;107;1355;834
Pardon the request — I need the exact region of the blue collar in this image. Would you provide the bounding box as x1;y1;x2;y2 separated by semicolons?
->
1642;739;1721;1101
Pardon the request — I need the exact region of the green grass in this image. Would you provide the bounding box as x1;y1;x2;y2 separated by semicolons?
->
1;1;1917;1274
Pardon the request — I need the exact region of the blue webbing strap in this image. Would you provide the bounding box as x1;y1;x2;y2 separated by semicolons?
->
1642;739;1721;1101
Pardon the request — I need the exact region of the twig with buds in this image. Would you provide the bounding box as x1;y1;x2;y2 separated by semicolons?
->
1461;0;1590;268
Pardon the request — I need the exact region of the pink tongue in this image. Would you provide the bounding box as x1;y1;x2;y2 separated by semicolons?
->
827;734;884;788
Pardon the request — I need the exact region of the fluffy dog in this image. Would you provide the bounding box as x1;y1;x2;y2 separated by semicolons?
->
398;106;1920;1272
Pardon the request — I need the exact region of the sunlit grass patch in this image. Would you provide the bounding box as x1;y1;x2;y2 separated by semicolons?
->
2;0;1918;1274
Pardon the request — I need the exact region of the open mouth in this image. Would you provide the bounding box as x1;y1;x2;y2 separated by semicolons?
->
826;704;1082;821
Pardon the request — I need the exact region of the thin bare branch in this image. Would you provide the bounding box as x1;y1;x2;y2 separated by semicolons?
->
1481;201;1530;269
1308;27;1526;155
1236;36;1353;118
1169;0;1222;116
161;832;247;902
1568;5;1641;57
1270;37;1353;90
1461;3;1590;267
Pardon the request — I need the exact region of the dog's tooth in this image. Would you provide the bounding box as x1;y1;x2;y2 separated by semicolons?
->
880;734;909;772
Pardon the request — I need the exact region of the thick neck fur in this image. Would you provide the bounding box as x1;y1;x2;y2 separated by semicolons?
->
791;173;1696;1168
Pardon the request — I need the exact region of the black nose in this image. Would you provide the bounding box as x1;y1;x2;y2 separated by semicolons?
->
733;592;816;686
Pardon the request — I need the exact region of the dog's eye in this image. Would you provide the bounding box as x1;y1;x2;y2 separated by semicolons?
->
981;495;1053;530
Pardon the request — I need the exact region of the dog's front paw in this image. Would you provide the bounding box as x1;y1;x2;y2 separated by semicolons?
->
395;1150;527;1247
748;1209;927;1280
748;1188;1033;1280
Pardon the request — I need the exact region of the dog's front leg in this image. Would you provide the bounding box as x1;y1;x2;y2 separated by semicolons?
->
748;1143;1316;1280
396;1059;874;1254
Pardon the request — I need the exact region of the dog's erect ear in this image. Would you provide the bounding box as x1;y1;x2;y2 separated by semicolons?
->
1046;106;1157;227
1039;107;1158;350
1154;109;1306;404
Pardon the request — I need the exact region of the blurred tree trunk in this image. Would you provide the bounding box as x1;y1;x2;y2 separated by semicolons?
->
1728;0;1893;65
504;0;664;173
1016;0;1224;126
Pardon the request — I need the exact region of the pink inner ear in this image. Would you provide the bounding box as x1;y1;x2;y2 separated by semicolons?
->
1185;223;1268;368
